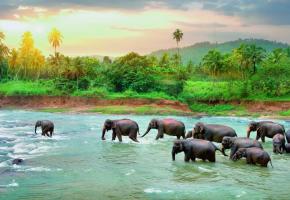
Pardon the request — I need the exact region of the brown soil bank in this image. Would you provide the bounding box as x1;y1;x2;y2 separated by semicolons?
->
0;96;191;112
0;96;289;116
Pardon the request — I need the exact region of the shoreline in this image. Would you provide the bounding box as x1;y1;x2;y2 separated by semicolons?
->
0;96;289;119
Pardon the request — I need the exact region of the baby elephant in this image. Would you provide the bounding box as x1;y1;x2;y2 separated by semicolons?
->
35;120;54;137
172;139;227;163
232;147;273;168
272;133;286;154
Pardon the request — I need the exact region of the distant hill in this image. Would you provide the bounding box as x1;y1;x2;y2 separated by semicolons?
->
150;39;289;64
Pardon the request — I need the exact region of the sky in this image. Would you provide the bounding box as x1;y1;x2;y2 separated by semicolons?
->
0;0;290;56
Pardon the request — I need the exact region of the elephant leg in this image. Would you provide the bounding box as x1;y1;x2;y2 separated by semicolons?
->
115;127;122;142
208;156;216;162
184;153;191;162
112;131;117;141
177;135;181;139
230;146;238;159
190;155;196;161
181;132;185;139
117;133;122;142
129;131;139;142
261;136;265;143
256;133;261;141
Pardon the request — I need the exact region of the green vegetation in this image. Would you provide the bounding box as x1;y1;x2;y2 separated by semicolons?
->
189;102;247;116
0;30;289;116
88;105;189;115
38;108;70;113
280;109;290;116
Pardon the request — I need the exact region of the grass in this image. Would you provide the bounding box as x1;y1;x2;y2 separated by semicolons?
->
87;105;190;115
279;109;290;116
37;108;71;113
0;80;59;96
189;102;248;116
181;81;246;101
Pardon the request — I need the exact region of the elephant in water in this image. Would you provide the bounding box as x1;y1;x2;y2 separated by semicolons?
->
246;121;285;142
35;120;54;137
285;130;290;143
102;119;139;142
272;133;286;154
172;139;227;162
221;137;263;159
186;122;237;143
232;147;273;168
141;118;185;140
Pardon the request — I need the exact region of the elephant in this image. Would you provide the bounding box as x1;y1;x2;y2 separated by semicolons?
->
221;137;263;159
285;143;290;153
141;118;185;140
285;130;290;143
12;158;23;165
272;133;286;154
35;120;54;137
172;139;227;163
246;121;285;142
102;119;139;142
232;147;273;167
187;122;237;143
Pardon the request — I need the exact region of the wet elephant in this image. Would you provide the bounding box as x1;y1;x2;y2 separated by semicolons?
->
35;120;54;137
142;118;185;140
232;147;273;167
221;136;263;159
172;139;227;162
102;119;139;142
272;133;286;154
285;130;290;143
187;122;237;143
246;121;285;142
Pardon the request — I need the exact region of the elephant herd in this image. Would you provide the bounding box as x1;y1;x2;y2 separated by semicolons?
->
33;118;289;168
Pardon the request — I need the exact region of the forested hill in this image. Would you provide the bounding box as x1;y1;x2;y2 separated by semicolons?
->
150;39;289;64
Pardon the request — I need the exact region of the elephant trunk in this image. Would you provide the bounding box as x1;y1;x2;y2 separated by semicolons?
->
221;145;226;156
141;126;151;137
246;127;251;138
102;127;106;140
278;146;283;154
172;150;176;161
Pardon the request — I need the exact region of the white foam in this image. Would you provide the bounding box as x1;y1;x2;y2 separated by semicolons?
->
125;169;135;176
0;161;9;168
236;191;246;198
0;180;19;188
198;167;213;173
144;188;162;193
16;166;63;172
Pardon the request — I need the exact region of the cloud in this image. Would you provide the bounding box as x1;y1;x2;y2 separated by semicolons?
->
1;0;290;25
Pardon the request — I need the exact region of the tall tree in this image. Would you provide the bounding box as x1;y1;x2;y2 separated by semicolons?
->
247;44;265;74
48;28;63;57
0;32;9;61
202;49;224;77
173;29;183;56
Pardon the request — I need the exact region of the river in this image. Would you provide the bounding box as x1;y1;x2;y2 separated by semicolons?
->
0;110;289;200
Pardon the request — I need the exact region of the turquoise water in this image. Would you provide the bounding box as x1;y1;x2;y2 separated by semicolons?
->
0;110;289;200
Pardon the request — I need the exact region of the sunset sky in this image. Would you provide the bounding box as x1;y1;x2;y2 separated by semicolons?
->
1;0;290;56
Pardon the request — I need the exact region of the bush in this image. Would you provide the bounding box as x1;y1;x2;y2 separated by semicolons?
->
181;81;245;101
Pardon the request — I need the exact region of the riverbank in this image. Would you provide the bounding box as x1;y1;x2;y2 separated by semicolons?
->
0;96;289;118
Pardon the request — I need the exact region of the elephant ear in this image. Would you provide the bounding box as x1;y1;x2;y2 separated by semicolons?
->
153;120;158;128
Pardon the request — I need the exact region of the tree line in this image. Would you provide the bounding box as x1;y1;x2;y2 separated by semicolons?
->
0;28;289;98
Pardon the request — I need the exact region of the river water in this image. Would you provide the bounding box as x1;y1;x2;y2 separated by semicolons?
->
0;110;289;200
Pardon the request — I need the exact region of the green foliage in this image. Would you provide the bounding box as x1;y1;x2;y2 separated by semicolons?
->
280;109;290;116
181;81;246;101
0;80;57;96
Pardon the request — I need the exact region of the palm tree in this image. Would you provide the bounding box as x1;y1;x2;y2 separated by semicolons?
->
173;29;183;56
48;28;63;57
268;48;285;64
0;32;9;60
202;49;224;77
247;44;265;74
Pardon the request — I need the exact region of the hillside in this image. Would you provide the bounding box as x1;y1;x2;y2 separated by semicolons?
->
150;39;289;64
